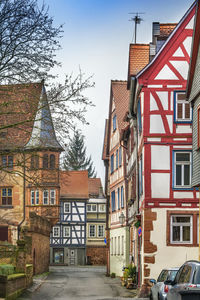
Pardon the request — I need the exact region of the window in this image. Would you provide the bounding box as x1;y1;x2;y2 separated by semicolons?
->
98;225;104;237
114;237;117;255
119;146;122;167
50;190;55;205
31;155;39;169
31;190;39;205
113;115;116;131
1;155;13;169
177;265;192;284
0;227;8;241
87;204;97;212
111;154;114;173
43;154;48;169
53;227;60;237
139;156;143;195
1;188;12;206
111;191;115;212
121;186;124;208
50;154;55;169
175;91;192;122
63;226;70;237
89;225;95;237
116;150;118;169
170;215;192;244
121;235;124;255
137;100;142;134
64;202;70;213
36;190;39;205
118;236;120;255
99;204;106;212
174;151;191;188
118;187;120;210
43;190;49;205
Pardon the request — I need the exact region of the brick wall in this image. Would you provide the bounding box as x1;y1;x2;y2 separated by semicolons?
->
86;246;106;265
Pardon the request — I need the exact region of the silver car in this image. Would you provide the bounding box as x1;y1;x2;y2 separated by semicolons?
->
150;268;179;300
167;260;200;300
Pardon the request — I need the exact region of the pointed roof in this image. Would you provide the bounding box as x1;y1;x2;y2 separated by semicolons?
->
111;81;130;134
0;83;42;151
25;83;63;151
60;170;89;199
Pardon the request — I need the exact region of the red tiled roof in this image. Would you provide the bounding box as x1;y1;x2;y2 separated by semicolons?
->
88;178;102;197
127;44;149;88
102;119;109;161
0;83;42;151
111;81;130;134
60;170;89;199
159;23;177;37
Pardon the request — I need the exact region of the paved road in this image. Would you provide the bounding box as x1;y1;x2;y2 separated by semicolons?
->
18;266;148;300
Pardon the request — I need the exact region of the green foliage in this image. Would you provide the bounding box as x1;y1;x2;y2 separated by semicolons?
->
63;129;97;178
134;220;141;228
0;264;15;276
110;272;116;278
123;264;137;282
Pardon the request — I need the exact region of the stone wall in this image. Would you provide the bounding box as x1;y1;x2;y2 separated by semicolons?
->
86;246;106;265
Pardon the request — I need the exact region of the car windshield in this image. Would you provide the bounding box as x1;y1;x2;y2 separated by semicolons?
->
193;266;200;284
158;270;169;282
168;270;178;281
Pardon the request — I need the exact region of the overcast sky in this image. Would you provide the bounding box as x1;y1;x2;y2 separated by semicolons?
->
39;0;194;185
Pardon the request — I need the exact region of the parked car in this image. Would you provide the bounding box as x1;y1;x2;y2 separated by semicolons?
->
166;260;200;300
149;268;179;300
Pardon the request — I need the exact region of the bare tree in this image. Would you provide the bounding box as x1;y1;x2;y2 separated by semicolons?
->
0;0;62;84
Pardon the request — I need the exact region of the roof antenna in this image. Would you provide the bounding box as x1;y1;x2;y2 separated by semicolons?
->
129;13;144;43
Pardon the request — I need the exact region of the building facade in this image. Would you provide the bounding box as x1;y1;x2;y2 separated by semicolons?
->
129;2;198;292
50;171;88;265
86;178;106;265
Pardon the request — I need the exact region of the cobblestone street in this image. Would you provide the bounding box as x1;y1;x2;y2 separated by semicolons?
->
17;266;148;300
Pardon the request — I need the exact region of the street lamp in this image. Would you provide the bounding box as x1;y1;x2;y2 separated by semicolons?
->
119;212;125;226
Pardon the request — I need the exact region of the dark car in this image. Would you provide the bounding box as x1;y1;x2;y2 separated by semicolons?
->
149;268;179;300
166;260;200;300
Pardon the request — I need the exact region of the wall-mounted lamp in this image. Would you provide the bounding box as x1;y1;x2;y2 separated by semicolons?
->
119;211;125;226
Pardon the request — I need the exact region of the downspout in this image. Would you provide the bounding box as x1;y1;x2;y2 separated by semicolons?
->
18;152;26;240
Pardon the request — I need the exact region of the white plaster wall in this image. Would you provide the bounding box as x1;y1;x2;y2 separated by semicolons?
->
110;130;119;150
176;125;192;134
148;208;198;281
151;173;170;198
169;61;189;80
183;36;192;57
150;115;165;134
185;16;194;29
156;92;168;110
174;192;194;199
110;227;130;276
155;65;178;80
151;145;170;170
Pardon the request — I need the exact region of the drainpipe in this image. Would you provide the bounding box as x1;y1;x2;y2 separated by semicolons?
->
18;152;26;240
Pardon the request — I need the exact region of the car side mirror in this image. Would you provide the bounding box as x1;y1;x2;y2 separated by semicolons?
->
150;279;156;285
164;279;175;286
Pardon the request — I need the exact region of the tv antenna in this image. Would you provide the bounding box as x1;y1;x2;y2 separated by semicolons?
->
129;12;144;43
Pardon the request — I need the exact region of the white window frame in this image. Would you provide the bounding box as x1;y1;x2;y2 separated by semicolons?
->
170;215;192;244
89;225;96;237
43;190;49;205
53;226;60;237
97;225;104;237
174;151;191;188
35;190;39;205
175;91;192;122
31;190;35;205
63;226;70;237
64;202;70;213
99;204;106;212
50;189;55;205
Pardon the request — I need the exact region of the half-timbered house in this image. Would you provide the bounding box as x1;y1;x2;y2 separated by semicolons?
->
50;170;88;265
128;2;198;293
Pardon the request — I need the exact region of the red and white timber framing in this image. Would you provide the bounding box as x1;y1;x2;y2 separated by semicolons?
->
137;4;197;210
